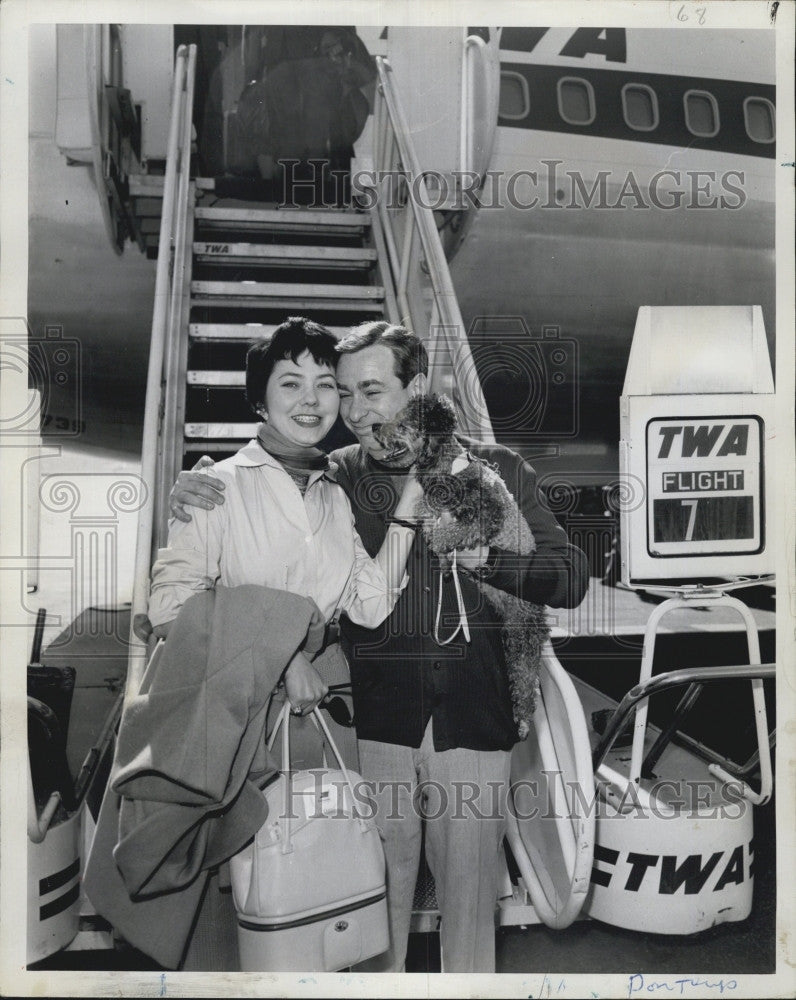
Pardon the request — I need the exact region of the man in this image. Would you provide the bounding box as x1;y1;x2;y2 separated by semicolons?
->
169;321;589;972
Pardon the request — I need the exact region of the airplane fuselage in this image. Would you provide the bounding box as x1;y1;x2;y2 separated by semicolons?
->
447;27;775;483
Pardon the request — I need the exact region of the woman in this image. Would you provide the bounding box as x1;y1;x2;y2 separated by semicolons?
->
84;317;418;973
147;316;421;759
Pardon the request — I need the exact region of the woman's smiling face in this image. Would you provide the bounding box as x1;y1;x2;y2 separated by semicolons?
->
262;350;339;446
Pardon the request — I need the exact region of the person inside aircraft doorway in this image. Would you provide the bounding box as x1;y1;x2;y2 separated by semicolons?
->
209;26;375;205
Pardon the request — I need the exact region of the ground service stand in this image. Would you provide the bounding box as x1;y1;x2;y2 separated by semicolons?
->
581;305;775;933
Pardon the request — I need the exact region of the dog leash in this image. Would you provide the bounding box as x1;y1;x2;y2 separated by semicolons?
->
434;549;471;646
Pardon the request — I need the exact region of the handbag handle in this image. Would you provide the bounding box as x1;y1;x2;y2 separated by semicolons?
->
310;709;369;836
268;702;367;854
265;703;295;854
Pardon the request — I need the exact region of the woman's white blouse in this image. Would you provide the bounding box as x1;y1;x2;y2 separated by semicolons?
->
148;440;407;629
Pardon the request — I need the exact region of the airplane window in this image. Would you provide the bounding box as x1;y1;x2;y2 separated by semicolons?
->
499;71;530;120
743;97;775;143
557;77;596;126
684;90;719;138
622;84;658;131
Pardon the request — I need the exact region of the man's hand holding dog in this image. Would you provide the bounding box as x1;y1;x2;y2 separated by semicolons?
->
431;510;489;571
437;544;490;572
452;545;490;571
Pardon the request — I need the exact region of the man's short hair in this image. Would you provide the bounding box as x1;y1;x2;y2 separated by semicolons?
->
246;316;338;414
335;321;429;387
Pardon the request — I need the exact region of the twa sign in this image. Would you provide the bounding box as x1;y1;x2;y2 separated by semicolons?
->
585;797;755;934
655;422;751;460
591;842;753;895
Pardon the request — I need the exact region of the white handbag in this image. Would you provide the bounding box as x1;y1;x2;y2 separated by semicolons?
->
229;702;389;972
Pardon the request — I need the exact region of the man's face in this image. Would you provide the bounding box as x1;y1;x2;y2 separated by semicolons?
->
319;31;345;66
336;344;416;465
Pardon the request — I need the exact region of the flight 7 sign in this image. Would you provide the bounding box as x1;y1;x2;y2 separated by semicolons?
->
646;416;763;557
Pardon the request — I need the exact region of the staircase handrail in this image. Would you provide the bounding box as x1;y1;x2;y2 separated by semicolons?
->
84;25;122;255
462;33;500;180
373;57;494;443
126;44;196;698
592;661;776;806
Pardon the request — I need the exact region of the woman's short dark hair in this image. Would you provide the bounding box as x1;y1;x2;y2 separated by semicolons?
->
335;321;428;386
246;317;338;414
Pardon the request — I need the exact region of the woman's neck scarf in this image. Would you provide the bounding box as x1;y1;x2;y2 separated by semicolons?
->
256;421;330;473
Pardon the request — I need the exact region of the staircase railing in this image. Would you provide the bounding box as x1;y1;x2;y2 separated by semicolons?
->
592;661;776;809
370;57;495;443
126;44;196;698
462;32;500;180
85;25;123;255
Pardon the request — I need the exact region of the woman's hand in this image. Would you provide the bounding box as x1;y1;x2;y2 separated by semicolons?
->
283;649;328;716
151;620;173;641
370;466;421;594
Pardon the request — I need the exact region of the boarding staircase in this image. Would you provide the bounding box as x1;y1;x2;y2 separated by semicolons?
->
133;45;494;549
179;210;388;465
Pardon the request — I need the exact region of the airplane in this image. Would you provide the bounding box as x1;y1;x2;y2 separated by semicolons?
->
7;14;788;984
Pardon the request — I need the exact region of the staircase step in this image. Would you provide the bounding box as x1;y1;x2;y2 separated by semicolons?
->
192;280;383;300
187;370;245;387
185;422;258;439
193;242;377;268
191;281;385;312
195;207;371;236
130;174;214;196
191;300;384;316
134;197;167;216
190;323;352;341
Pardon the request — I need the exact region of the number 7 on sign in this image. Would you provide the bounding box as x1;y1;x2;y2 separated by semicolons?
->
681;499;698;541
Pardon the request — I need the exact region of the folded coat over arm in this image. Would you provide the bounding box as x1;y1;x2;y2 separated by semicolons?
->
83;584;325;969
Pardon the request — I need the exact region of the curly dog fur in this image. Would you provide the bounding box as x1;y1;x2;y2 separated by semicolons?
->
373;393;549;739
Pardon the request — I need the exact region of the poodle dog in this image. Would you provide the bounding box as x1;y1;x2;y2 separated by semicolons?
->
372;393;549;739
